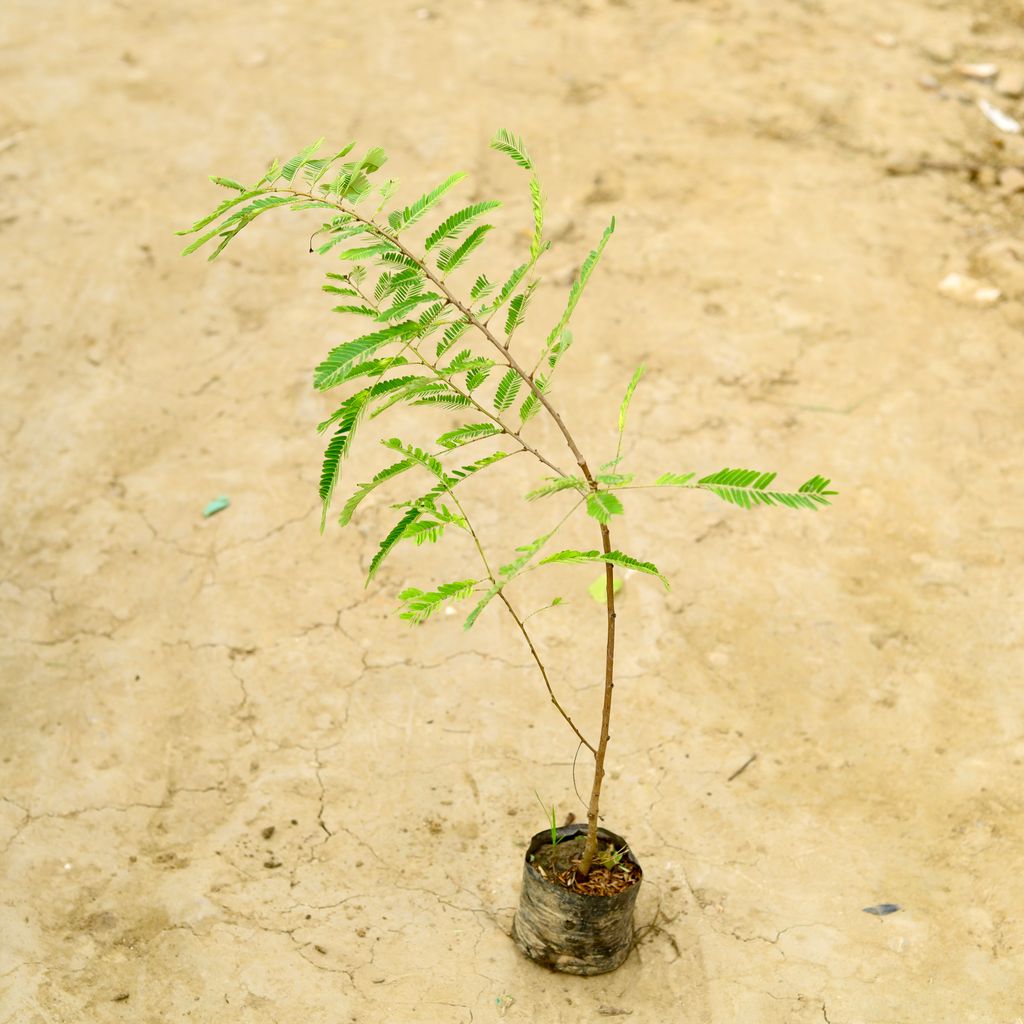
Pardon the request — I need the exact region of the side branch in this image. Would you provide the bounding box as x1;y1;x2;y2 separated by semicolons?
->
441;484;595;755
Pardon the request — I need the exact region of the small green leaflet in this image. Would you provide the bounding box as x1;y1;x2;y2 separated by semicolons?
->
490;129;533;171
539;549;669;588
317;376;425;527
359;146;388;172
525;476;586;501
529;176;544;260
176;193;290;252
437;224;493;274
398;580;478;624
425;201;502;251
655;472;695;487
331;305;377;318
413;392;473;410
376;178;400;204
319;394;367;530
303;142;357;187
464;531;551;630
366;506;421;583
317;375;420;433
381;438;445;479
281;138;325;182
505;283;537;339
337;242;399;261
315;356;408;396
209;176;245;191
586;491;624;523
465;365;492;392
338;458;415;526
370;379;450;417
538;218;615;360
470;274;494;300
435;423;501;449
618;364;645;435
437;318;470;358
313;321;420;391
445;450;508;486
403;519;449;546
697;469;837;510
375;291;442;323
390;172;465;231
519;375;548;423
493;368;522;413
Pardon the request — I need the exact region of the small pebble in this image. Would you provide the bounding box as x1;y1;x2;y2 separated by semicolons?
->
884;149;922;175
918;73;940;91
873;32;897;49
863;903;901;916
957;62;999;80
938;272;1002;306
921;38;955;63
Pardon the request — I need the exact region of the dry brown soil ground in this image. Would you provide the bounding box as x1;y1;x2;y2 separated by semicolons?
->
2;1;1024;1021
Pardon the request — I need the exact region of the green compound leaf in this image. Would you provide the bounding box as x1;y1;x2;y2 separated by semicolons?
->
505;283;537;339
318;394;368;531
281;138;325;182
493;368;522;413
366;506;422;583
381;438;445;479
437;224;493;274
470;274;494;300
437;318;470;358
586;491;624;524
654;472;696;487
529;175;544;260
539;549;669;588
518;374;548;423
697;468;837;510
425;201;502;251
313;322;420;391
618;364;645;435
435;423;501;449
525;476;587;501
463;530;557;630
490;129;533;171
392;172;466;231
537;218;615;362
338;458;415;527
398;580;478;624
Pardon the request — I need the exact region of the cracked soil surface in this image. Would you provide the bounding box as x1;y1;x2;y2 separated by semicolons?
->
2;1;1023;1021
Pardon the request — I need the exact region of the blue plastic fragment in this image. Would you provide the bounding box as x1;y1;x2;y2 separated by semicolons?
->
863;903;901;916
202;496;231;518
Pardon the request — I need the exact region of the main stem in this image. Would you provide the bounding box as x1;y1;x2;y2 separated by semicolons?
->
294;187;618;875
579;523;616;876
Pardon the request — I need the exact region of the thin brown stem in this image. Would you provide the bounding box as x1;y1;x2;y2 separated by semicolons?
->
578;521;616;875
497;590;596;755
442;488;594;754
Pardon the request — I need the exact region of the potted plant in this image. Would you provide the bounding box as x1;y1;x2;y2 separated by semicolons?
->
178;131;836;975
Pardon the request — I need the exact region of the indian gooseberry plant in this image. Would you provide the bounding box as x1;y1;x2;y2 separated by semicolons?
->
179;131;836;877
